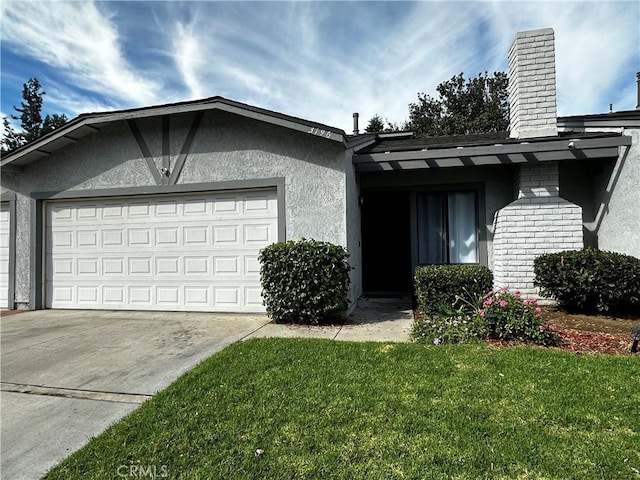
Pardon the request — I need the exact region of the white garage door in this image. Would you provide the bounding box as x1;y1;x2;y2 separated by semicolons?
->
0;203;9;309
45;190;277;312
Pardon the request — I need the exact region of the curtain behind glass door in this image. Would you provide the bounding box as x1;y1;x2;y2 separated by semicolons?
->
448;192;478;263
417;191;478;264
417;193;446;264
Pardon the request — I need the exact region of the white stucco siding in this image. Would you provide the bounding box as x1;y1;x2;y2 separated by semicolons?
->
595;128;640;258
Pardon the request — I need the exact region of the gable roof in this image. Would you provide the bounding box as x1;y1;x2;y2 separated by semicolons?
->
1;96;347;168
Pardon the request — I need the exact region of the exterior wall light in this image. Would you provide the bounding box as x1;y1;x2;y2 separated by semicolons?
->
486;312;498;338
631;327;640;353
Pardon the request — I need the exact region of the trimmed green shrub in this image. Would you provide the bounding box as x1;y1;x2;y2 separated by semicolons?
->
259;239;351;325
534;248;640;314
414;264;493;314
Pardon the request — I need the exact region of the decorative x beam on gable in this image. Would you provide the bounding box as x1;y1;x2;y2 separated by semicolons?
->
127;111;204;185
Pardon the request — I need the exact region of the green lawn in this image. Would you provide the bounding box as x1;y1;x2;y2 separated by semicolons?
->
45;339;639;480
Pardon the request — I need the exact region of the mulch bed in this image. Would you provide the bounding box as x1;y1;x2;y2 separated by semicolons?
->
486;329;633;355
555;328;632;355
486;306;639;355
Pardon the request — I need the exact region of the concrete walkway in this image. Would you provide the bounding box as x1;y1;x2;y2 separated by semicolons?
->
0;301;412;479
246;297;413;342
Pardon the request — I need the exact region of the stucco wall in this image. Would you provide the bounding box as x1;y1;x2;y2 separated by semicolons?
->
0;180;30;308
1;110;351;309
557;124;640;259
593;128;640;258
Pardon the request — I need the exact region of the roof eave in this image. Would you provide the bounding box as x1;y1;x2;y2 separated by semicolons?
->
353;135;630;172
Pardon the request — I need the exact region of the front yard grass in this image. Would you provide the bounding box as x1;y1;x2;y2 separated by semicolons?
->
45;338;639;480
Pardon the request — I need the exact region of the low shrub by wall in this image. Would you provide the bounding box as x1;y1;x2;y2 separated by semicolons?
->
534;247;640;314
414;265;493;314
259;239;351;325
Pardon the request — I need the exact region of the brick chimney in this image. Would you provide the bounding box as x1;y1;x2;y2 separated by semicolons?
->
508;28;558;138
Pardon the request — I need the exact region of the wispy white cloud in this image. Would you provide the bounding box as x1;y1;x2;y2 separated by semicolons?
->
1;1;637;131
480;1;639;115
0;0;161;112
165;2;491;131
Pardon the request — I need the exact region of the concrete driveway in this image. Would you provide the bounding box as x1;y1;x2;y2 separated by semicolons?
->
0;309;269;480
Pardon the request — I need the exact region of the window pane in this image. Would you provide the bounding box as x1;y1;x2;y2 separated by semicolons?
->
448;192;478;263
417;193;446;264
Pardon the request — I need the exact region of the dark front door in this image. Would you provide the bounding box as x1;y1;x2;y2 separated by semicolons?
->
361;191;412;294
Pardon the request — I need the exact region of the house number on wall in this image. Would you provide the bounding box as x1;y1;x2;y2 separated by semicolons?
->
308;127;332;138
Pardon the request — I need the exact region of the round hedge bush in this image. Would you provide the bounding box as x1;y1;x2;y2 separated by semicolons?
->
534;247;640;314
258;239;351;325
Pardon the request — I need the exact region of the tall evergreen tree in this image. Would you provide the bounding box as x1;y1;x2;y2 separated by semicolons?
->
12;78;46;143
1;78;69;154
365;114;386;133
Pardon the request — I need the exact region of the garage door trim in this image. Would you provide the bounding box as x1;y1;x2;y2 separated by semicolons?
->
1;192;16;310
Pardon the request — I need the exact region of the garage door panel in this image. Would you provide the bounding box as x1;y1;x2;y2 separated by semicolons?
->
185;256;210;274
156;257;180;275
129;257;152;275
156;200;179;216
0;202;8;307
103;258;125;275
184;198;209;215
245;286;263;306
51;205;73;221
185;286;210;306
77;286;99;304
213;225;239;245
213;197;238;214
77;258;99;275
129;286;152;305
244;224;272;243
103;204;124;219
103;286;125;303
103;229;125;247
52;286;73;303
77;206;98;220
184;226;208;245
46;190;276;312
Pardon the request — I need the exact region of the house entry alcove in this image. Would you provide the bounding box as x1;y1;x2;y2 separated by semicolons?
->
361;190;412;295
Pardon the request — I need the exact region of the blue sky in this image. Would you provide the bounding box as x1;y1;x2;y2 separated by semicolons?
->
1;1;638;133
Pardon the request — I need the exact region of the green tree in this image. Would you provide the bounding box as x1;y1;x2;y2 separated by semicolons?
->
12;78;46;142
406;71;509;137
1;117;24;154
2;78;68;154
364;114;403;133
365;114;385;133
42;113;69;136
